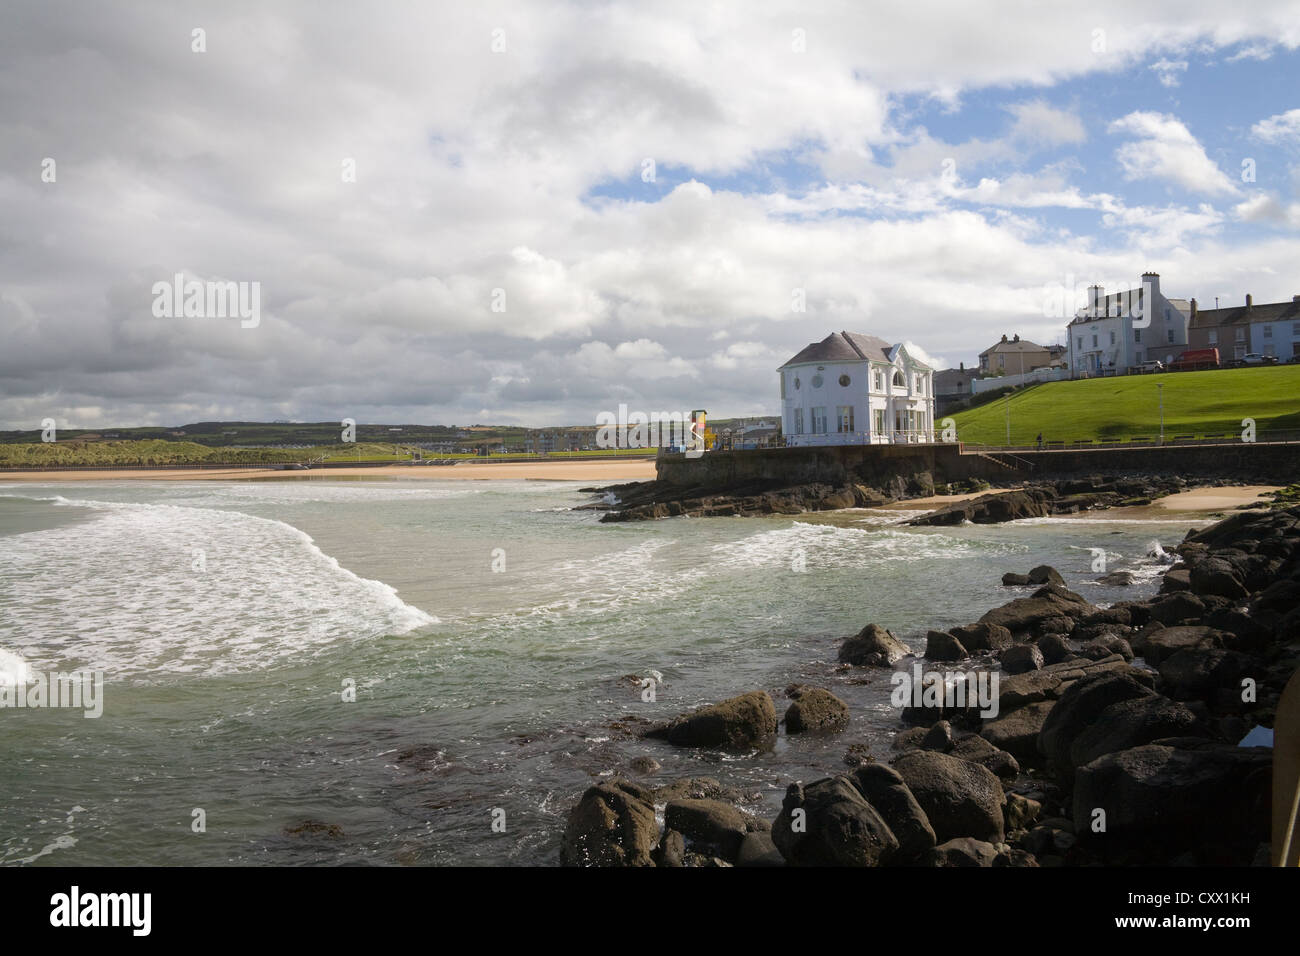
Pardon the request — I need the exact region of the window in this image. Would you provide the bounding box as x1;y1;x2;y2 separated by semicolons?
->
1264;324;1273;339
793;408;804;435
836;406;854;433
1077;336;1083;350
892;370;904;387
1109;331;1116;345
873;409;885;435
1167;329;1174;343
1092;334;1098;347
1135;351;1143;364
811;374;824;388
838;374;850;387
1236;328;1246;341
780;373;787;399
1208;330;1218;345
873;369;883;391
998;355;1005;368
1293;323;1300;336
1134;329;1141;343
794;376;801;389
916;375;925;395
811;407;828;434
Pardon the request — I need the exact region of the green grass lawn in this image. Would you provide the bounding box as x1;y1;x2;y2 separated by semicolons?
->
950;365;1300;446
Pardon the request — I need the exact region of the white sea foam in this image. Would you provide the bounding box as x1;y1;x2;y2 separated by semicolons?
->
0;497;436;680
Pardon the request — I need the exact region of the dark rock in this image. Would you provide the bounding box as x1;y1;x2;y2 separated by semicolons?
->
628;756;660;775
772;776;899;866
1067;695;1208;772
735;830;784;867
951;622;1013;652
1139;626;1225;667
920;720;954;752
925;630;968;662
997;654;1142;710
1002;572;1031;586
1000;643;1045;675
925;837;999;867
650;692;778;749
1080;634;1134;662
664;798;769;862
1160;568;1192;592
284;820;344;840
783;685;850;734
1038;673;1156;785
1037;633;1074;665
909;489;1055;526
560;779;659;866
1158;648;1257;701
1037;616;1076;636
949;734;1021;780
1148;592;1207;626
1074;743;1272;864
892;750;1005;844
981;700;1055;763
1189;557;1248;599
1028;565;1066;586
654;829;685;867
839;623;910;667
848;763;936;863
1098;571;1136;586
652;776;744;804
978;584;1097;635
891;727;928;751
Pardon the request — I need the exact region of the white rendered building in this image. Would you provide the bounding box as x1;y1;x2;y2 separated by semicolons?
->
778;331;935;446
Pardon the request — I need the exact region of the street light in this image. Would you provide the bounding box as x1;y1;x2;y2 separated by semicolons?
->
1157;382;1164;445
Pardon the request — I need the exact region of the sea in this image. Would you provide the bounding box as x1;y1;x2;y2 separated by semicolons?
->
0;478;1213;866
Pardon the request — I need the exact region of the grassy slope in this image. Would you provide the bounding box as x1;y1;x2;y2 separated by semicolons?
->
950;365;1300;446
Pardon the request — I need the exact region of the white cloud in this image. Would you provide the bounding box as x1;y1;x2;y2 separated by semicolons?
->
1149;58;1189;87
1109;111;1239;197
1252;109;1300;143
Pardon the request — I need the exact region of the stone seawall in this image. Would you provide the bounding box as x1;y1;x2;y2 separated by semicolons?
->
655;441;1300;489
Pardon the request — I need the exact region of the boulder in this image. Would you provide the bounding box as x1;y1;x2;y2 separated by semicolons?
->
1038;673;1156;784
772;776;899;866
1074;743;1272;864
978;584;1097;635
838;623;910;667
654;828;685;867
951;622;1014;652
1028;565;1066;586
783;685;850;734
1147;592;1207;626
848;763;937;863
1079;634;1134;662
925;837;999;867
920;720;954;752
925;630;968;662
892;750;1005;844
650;692;778;749
1139;625;1225;667
664;798;769;862
1002;572;1031;586
735;830;784;867
1000;643;1044;675
981;700;1055;763
1098;571;1135;586
1066;695;1208;772
949;734;1021;780
909;489;1054;526
1159;568;1192;592
1189;557;1248;599
1157;647;1257;701
560;779;659;866
1037;633;1074;665
997;654;1139;710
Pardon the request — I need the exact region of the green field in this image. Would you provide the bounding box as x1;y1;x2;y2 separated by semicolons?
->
950;365;1300;446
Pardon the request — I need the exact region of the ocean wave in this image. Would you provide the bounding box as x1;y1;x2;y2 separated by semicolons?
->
0;498;436;680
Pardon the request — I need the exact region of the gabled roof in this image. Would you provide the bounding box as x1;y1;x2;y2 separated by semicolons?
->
780;331;911;368
1190;298;1300;329
979;338;1046;357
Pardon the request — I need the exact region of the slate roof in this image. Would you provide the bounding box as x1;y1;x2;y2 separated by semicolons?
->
780;331;911;368
1189;298;1300;329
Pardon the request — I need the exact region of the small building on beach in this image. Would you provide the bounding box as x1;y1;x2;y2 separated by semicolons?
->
778;331;935;446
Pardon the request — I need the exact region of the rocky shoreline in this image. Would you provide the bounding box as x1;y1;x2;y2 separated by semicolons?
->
558;502;1300;866
585;473;1234;523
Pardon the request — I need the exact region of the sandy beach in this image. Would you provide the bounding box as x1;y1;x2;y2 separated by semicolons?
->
0;458;658;483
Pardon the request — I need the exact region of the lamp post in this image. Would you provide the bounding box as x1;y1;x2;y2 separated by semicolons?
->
1157;383;1164;445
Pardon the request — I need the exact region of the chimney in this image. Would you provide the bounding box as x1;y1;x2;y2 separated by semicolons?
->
1013;333;1020;342
1001;334;1007;342
1090;285;1103;315
959;361;965;370
1190;297;1197;319
1246;294;1253;309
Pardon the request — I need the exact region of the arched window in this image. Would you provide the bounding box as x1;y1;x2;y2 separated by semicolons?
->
892;370;905;387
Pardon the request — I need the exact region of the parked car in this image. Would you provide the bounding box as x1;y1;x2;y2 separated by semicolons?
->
1136;360;1165;373
1169;347;1220;371
1235;353;1280;367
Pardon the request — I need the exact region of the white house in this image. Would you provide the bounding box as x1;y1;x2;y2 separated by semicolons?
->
1065;273;1191;374
778;331;935;446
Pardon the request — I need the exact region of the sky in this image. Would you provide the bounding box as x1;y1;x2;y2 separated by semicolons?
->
2;0;1299;429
